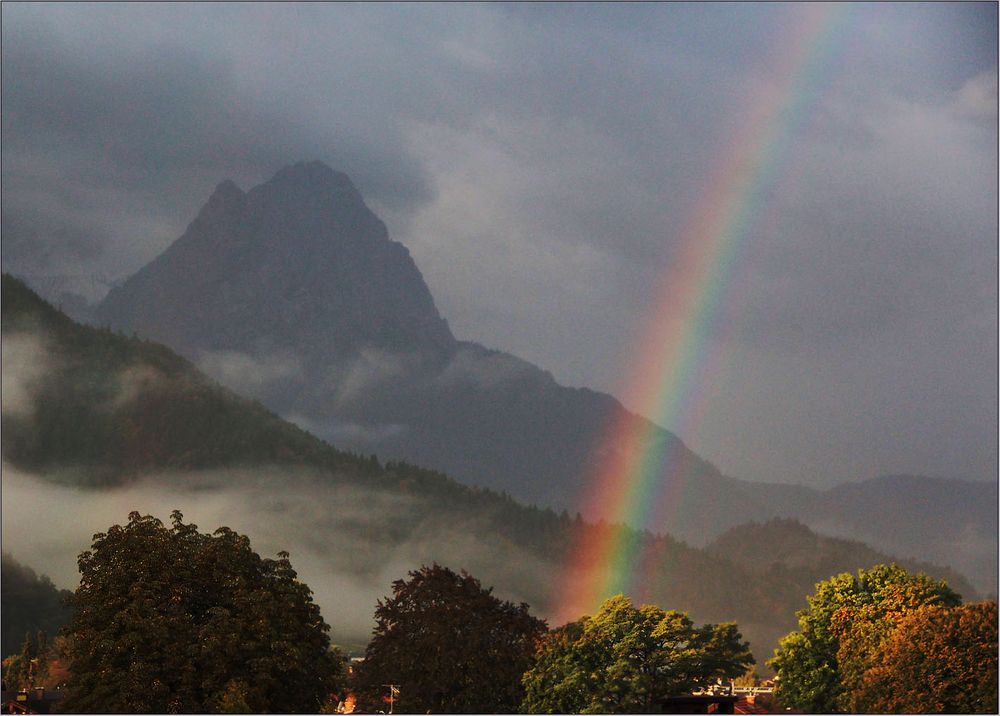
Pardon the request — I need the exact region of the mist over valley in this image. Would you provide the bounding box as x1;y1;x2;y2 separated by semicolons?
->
0;273;988;668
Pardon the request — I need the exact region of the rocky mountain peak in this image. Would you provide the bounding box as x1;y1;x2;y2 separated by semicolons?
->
210;178;244;203
194;179;246;224
96;162;455;362
252;161;366;211
243;161;385;251
266;160;352;189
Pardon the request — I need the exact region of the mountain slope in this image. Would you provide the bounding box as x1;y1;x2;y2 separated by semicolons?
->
97;162;454;363
3;273;340;483
92;162;741;517
86;163;807;518
1;554;73;658
706;518;977;602
2;274;774;656
5;274;981;665
88;162;995;592
808;475;997;595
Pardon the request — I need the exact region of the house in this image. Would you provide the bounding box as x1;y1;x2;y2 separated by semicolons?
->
1;687;65;714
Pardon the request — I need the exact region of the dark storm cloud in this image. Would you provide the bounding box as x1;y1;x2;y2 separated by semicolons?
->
0;5;437;199
2;2;753;276
1;2;995;486
1;3;435;287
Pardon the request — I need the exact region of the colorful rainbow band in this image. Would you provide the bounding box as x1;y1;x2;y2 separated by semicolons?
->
556;4;852;624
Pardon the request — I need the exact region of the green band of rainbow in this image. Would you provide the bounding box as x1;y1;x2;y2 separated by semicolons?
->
556;4;852;623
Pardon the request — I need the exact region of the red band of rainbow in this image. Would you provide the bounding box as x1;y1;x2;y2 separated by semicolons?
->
555;4;853;624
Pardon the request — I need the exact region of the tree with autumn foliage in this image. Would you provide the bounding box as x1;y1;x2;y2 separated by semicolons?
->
844;601;998;714
351;564;547;713
521;594;754;714
61;511;342;713
2;633;38;691
768;563;961;713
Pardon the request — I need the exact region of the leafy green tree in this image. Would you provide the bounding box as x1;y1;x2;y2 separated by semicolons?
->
732;665;760;687
768;563;960;713
1;632;62;691
521;594;754;714
2;634;34;691
216;679;252;714
1;654;23;691
61;511;341;713
519;621;591;714
846;601;997;714
351;564;547;713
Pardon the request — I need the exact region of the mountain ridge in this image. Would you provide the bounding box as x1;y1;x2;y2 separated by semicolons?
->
97;160;455;363
88;161;996;592
2;274;981;665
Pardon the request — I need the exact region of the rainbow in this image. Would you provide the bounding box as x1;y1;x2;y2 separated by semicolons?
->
556;4;853;624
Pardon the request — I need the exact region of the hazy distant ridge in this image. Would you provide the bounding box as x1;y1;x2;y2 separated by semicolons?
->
89;162;996;593
2;274;981;663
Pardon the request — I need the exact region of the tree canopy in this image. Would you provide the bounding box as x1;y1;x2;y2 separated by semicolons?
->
351;564;547;713
61;511;342;713
768;563;961;713
2;632;43;692
521;594;754;714
846;601;998;714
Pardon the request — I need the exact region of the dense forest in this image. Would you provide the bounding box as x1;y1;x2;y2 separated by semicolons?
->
1;554;73;658
707;519;977;603
84;160;996;599
1;274;979;666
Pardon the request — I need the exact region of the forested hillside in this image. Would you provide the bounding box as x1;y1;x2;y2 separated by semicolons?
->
707;519;977;603
1;554;73;658
2;274;978;663
3;272;341;483
87;163;996;595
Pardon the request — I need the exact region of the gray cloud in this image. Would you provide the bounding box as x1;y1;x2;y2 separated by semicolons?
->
1;3;435;289
736;83;996;346
1;3;995;487
1;332;51;419
1;465;556;644
197;349;305;397
332;349;411;406
435;346;537;390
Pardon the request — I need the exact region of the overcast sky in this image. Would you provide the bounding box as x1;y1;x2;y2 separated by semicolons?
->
2;2;996;488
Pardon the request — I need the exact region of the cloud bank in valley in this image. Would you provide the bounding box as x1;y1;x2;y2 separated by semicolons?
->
0;319;558;642
1;466;556;646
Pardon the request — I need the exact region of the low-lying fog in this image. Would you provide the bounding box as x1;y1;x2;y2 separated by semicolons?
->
2;464;555;649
